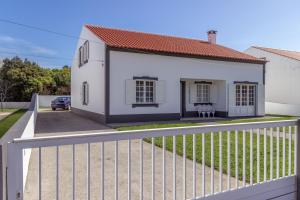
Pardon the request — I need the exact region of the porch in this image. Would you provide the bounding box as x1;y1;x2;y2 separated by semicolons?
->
180;79;262;119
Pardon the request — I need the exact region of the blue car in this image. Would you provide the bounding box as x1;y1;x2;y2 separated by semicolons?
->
51;97;71;111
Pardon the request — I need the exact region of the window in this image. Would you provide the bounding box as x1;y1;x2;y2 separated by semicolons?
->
82;82;89;105
235;84;256;107
249;85;255;106
135;80;154;103
79;41;89;66
236;85;241;106
241;85;248;106
196;84;210;103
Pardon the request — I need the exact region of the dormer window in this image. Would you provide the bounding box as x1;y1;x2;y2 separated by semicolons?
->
79;41;89;67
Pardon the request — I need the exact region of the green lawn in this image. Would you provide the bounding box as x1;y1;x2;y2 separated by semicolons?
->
117;116;297;183
0;109;27;138
117;115;296;131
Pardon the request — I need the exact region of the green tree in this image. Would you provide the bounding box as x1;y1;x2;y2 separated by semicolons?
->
0;57;70;101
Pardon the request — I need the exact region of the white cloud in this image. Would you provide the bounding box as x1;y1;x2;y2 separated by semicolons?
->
0;36;16;43
0;35;57;56
30;46;56;56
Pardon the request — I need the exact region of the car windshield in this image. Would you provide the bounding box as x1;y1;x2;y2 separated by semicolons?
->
57;97;69;101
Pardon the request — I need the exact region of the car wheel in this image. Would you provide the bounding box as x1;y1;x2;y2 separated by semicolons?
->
52;108;56;111
67;105;71;110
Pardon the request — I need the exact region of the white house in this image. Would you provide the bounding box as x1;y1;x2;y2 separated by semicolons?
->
245;46;300;116
71;25;266;123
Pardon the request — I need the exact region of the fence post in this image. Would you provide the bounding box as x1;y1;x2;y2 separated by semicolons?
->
7;143;23;200
297;119;300;200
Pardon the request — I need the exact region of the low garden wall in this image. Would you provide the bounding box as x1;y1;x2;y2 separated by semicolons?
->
0;94;38;200
266;101;300;116
0;102;30;109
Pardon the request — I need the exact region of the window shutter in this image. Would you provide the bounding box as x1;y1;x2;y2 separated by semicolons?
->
190;83;197;103
79;47;82;66
86;41;89;61
80;83;83;104
257;84;265;116
210;84;218;103
125;80;136;105
86;83;89;105
228;83;236;116
155;80;166;104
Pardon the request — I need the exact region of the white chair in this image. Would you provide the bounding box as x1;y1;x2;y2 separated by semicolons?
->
202;105;208;118
197;105;203;118
211;104;216;118
206;104;212;118
196;105;202;117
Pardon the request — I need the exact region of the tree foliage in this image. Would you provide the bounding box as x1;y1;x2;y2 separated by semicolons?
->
0;57;70;101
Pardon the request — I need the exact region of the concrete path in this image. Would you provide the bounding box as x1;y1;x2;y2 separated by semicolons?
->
24;140;242;200
24;109;242;200
0;112;11;121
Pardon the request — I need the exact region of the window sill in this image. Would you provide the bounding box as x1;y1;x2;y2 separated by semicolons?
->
79;60;88;67
194;103;213;106
132;103;159;108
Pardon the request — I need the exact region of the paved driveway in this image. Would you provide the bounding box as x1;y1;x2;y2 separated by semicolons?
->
35;109;112;136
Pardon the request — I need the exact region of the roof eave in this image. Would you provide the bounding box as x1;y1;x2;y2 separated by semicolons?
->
107;45;267;65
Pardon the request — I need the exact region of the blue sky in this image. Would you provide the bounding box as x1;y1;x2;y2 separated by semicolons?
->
0;0;299;68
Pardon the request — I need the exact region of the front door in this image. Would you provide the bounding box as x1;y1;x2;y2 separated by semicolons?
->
233;84;256;116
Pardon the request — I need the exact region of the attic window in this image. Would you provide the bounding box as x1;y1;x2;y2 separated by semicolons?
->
79;41;89;67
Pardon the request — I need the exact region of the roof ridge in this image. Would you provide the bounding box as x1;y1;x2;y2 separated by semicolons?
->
85;24;209;44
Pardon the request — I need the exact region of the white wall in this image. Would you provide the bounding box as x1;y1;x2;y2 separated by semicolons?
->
245;47;300;115
39;95;70;107
71;26;106;114
1;94;38;200
266;102;300;116
0;102;30;109
109;51;264;115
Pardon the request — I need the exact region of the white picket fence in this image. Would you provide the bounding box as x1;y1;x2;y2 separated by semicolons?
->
7;119;299;200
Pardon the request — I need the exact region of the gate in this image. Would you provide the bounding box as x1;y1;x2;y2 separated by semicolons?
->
7;120;299;200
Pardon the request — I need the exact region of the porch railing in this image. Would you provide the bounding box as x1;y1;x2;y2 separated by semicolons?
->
7;119;299;200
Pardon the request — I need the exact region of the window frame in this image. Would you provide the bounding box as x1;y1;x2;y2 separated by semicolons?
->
248;85;255;106
135;79;155;104
82;81;89;105
236;85;241;106
235;84;256;107
196;83;211;103
79;41;89;67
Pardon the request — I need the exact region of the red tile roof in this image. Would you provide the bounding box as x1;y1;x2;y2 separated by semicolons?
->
86;25;265;64
253;46;300;61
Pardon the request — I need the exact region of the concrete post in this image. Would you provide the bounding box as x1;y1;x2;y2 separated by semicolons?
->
297;119;300;200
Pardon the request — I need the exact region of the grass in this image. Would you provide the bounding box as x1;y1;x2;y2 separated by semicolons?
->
117;116;297;183
117;115;297;131
145;132;294;183
0;109;27;138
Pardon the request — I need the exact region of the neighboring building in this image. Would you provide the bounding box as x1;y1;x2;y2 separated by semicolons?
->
245;46;300;116
71;25;266;124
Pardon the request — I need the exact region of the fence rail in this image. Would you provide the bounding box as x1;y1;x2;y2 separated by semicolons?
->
7;119;299;200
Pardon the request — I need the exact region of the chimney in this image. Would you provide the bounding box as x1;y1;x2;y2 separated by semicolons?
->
207;30;217;44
